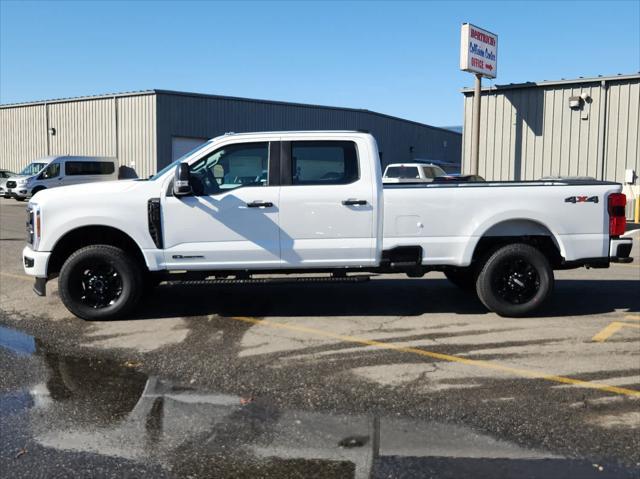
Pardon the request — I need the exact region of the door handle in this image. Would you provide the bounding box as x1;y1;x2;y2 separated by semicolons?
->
342;199;368;206
247;201;274;208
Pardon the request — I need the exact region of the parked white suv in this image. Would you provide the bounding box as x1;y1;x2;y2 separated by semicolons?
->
22;131;633;320
383;162;447;183
7;156;117;200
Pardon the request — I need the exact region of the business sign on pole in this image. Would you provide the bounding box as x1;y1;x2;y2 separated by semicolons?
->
460;23;498;78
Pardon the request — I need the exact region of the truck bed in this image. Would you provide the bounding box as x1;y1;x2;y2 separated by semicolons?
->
382;180;622;266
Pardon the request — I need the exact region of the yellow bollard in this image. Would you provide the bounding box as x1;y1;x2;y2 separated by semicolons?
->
635;195;640;224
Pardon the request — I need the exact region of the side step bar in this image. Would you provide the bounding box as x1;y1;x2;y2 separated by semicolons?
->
164;275;371;287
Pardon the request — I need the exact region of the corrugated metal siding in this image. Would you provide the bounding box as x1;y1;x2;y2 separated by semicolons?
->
48;98;116;157
462;76;640;183
604;80;640;183
117;95;156;178
156;93;461;170
0;104;48;173
0;93;157;178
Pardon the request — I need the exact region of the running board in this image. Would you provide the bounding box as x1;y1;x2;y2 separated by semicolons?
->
164;275;371;286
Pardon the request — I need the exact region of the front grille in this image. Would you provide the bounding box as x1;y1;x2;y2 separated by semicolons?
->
26;206;33;245
6;181;16;188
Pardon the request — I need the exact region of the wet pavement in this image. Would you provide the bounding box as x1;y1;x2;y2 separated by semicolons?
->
1;324;638;478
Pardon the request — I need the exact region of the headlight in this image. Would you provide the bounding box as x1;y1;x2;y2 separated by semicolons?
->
17;178;28;186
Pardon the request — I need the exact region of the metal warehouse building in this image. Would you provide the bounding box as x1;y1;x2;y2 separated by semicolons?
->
461;73;640;186
0;90;462;179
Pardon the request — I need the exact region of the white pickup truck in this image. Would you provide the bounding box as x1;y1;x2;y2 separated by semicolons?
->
22;131;633;320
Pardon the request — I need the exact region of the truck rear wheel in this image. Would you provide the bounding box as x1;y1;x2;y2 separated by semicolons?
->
58;245;143;320
476;243;553;317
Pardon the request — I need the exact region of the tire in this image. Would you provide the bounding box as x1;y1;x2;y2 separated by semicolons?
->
444;268;476;290
58;245;143;320
31;187;46;196
476;243;554;317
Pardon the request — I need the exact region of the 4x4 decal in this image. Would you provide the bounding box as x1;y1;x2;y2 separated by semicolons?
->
565;196;599;204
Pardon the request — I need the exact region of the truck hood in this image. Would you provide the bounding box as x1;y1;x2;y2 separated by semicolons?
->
30;180;153;205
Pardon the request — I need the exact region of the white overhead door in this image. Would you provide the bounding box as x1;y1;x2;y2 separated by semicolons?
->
171;137;208;162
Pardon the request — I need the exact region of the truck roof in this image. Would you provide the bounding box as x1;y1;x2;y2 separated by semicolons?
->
217;130;373;139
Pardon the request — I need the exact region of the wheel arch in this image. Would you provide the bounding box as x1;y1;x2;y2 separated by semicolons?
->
468;218;565;267
48;225;148;277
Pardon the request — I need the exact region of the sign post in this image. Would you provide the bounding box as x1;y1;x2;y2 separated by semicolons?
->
460;23;498;176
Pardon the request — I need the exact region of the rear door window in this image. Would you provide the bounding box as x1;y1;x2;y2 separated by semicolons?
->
422;167;435;179
290;141;358;185
385;166;420;179
65;161;115;175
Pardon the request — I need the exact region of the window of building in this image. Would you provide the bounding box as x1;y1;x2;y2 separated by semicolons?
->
291;141;358;185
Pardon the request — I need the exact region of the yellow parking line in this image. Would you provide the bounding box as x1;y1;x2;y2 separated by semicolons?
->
592;321;640;342
229;316;640;398
592;322;625;342
0;272;31;282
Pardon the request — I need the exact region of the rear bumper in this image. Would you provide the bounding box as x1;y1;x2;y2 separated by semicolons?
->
609;237;633;263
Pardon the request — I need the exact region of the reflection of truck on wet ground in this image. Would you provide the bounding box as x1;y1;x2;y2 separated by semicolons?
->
5;324;617;479
22;131;632;320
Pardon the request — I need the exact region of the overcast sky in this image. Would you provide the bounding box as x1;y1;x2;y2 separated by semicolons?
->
1;0;638;126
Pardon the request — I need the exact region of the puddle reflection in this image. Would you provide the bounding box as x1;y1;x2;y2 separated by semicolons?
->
1;325;636;479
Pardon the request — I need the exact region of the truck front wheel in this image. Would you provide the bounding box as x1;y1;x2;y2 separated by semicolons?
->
59;245;143;320
476;243;553;317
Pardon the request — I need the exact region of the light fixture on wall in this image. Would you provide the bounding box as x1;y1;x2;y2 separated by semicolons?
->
569;92;591;110
48;127;56;136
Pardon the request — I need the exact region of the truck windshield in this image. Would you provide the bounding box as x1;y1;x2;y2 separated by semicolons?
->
149;140;213;180
385;166;420;179
19;162;48;176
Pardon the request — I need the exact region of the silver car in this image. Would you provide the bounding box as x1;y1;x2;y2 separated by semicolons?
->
0;169;17;198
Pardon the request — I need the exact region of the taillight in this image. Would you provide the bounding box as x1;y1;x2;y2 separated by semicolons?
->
608;193;626;237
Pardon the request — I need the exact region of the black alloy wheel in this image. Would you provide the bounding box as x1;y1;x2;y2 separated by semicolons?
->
59;245;143;320
74;262;124;309
491;257;540;305
476;243;554;317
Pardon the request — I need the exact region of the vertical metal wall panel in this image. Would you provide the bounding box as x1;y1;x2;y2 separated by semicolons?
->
117;94;156;178
48;98;115;157
462;75;639;183
605;80;640;182
0;104;48;172
156;92;462;171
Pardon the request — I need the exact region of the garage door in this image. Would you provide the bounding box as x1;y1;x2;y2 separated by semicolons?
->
171;137;209;162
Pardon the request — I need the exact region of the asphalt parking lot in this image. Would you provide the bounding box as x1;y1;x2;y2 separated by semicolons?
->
1;198;639;478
